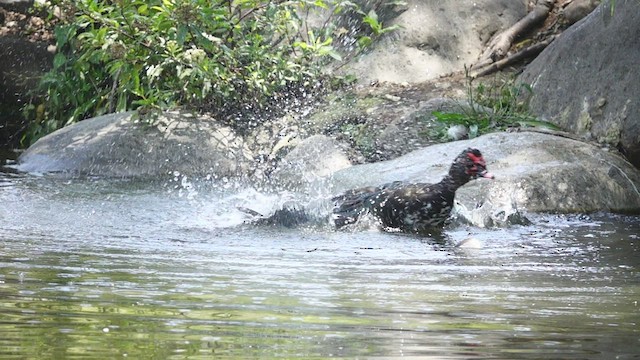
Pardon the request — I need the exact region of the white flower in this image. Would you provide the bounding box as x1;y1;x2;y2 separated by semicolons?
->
183;47;207;63
146;64;163;82
201;33;222;44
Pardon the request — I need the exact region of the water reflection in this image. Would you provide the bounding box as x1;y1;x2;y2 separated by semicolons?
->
0;173;638;358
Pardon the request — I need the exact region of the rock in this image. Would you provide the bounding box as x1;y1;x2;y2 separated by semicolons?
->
309;94;468;165
561;0;600;25
270;135;351;192
13;111;254;179
318;131;640;227
375;97;489;159
383;94;401;102
339;0;526;85
446;125;469;140
519;0;640;168
455;237;483;249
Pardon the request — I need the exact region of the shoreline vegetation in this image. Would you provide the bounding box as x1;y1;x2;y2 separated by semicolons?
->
18;0;400;145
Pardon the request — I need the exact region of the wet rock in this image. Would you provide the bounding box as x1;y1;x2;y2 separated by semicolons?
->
270;135;351;191
320;131;640;227
455;237;483;249
520;0;640;168
13;111;253;178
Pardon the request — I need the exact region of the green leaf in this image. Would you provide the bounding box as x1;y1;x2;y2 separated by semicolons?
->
54;25;74;48
177;25;189;45
357;36;372;48
326;50;343;61
366;9;379;23
516;119;562;130
379;24;401;34
53;53;66;69
432;111;468;124
314;0;328;8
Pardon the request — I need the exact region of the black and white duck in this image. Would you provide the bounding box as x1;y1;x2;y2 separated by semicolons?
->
332;148;494;233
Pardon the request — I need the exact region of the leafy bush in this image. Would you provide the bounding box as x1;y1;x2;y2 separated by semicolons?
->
22;0;399;145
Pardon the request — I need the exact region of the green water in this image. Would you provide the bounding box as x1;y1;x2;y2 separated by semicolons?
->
0;173;638;359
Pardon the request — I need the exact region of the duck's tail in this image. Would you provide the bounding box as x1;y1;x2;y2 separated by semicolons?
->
239;204;313;228
331;188;379;228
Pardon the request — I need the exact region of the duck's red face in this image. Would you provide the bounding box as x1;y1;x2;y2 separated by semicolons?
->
465;149;495;179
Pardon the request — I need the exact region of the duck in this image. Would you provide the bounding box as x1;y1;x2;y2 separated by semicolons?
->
331;148;494;233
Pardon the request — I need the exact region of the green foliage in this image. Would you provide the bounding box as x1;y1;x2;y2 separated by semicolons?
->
601;0;616;25
357;8;401;48
430;73;560;140
362;9;400;36
23;0;401;145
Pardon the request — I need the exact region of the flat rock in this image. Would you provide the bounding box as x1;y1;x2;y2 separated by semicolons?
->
317;131;640;226
14;111;253;179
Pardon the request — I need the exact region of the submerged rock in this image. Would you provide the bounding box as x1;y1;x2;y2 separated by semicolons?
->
14;111;253;178
316;131;640;227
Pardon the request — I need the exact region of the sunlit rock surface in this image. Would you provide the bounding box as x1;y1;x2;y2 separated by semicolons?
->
339;0;526;84
15;111;253;178
318;131;640;226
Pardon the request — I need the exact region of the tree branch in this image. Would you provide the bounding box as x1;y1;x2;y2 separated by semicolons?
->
471;36;555;78
475;0;554;65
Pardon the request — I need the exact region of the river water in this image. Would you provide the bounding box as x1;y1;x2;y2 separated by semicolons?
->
0;171;638;359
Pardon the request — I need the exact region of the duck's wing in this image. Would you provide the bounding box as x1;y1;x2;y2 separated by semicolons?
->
332;181;430;228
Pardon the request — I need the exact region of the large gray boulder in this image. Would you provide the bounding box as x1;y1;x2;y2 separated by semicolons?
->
519;0;640;168
14;111;254;178
308;131;640;226
340;0;526;84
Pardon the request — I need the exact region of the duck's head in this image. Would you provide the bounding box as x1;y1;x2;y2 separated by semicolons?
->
449;148;495;184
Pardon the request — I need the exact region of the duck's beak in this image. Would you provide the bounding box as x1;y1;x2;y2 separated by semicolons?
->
478;169;495;179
